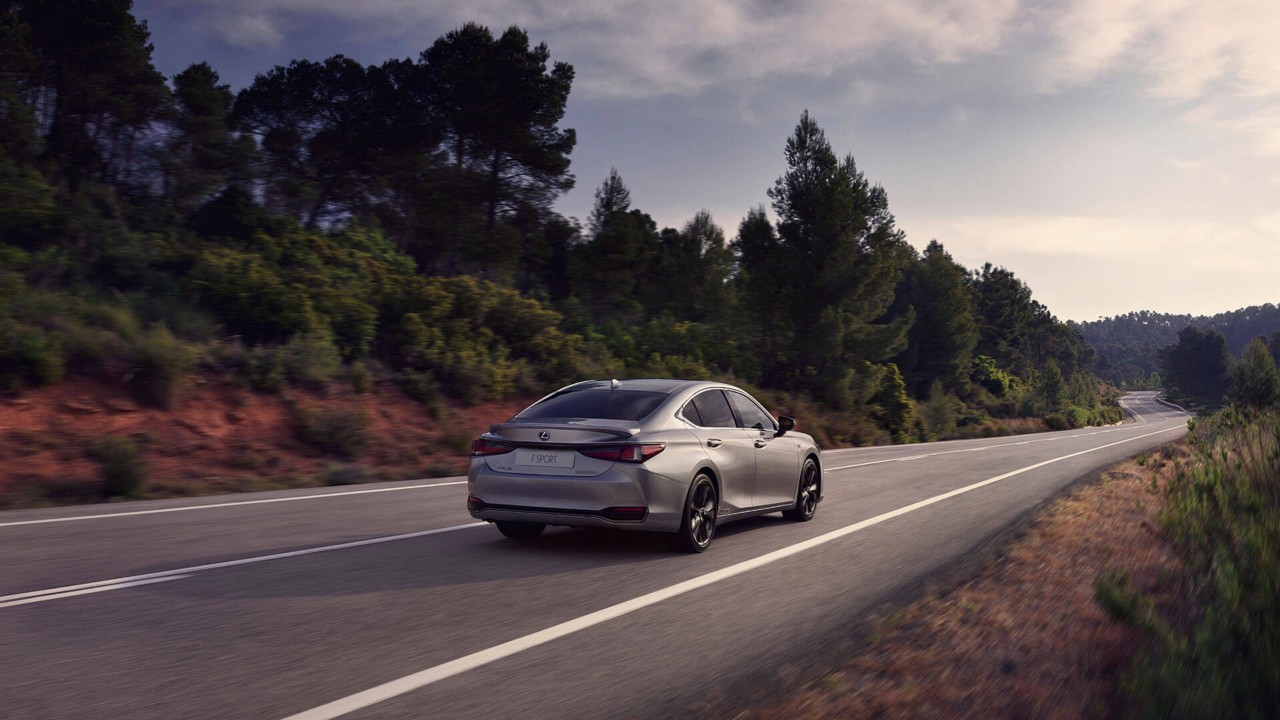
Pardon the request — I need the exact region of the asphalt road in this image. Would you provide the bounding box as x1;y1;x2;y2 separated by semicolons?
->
0;391;1187;719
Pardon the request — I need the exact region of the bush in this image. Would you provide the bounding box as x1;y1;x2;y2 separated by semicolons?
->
93;436;149;498
922;380;960;440
282;332;342;388
128;326;194;409
344;360;374;394
323;463;372;486
400;370;439;405
1043;414;1070;431
294;405;370;458
1065;405;1090;428
246;346;286;392
0;320;64;389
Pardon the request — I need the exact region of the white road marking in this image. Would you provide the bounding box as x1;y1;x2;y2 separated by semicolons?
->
0;480;467;528
823;425;1120;472
0;575;191;608
0;523;484;608
279;423;1187;720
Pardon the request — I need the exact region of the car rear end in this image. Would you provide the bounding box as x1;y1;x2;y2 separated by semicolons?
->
466;381;696;533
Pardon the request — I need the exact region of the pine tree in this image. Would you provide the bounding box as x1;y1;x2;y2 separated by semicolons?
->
753;110;913;398
1229;337;1280;409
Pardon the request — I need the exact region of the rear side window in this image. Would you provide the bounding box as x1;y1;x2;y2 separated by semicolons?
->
687;390;736;428
728;391;776;431
517;389;668;421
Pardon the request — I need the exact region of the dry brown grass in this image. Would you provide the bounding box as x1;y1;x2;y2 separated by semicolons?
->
729;446;1189;720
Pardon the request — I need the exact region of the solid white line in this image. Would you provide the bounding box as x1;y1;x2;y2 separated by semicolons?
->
0;575;191;608
0;480;467;528
279;423;1186;720
0;523;484;608
823;427;1103;472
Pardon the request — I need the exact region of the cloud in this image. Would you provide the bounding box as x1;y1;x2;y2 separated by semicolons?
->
172;0;1022;98
170;0;1280;111
906;212;1280;319
1039;0;1280;100
203;9;284;47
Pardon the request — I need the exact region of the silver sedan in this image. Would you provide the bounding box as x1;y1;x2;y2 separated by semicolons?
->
467;379;822;552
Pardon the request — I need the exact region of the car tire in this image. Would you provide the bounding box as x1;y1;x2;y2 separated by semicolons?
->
496;521;545;540
676;473;718;553
782;458;819;521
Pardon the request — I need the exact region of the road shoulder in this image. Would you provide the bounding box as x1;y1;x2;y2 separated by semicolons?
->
713;444;1186;719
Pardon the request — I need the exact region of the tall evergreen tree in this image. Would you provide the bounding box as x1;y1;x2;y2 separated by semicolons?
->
755;111;913;399
570;170;654;321
894;240;978;397
233;55;393;228
1229;337;1280;409
646;210;733;322
19;0;168;187
732;206;788;372
418;23;575;243
588;168;630;237
1159;325;1231;405
164;62;251;213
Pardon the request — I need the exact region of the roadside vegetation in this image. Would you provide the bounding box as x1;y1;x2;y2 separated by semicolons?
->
2;2;1121;504
1095;406;1279;718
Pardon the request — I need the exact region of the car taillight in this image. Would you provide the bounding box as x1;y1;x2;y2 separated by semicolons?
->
471;438;513;456
579;444;666;463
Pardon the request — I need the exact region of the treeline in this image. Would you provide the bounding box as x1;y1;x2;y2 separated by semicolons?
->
0;1;1118;445
1075;305;1280;388
1156;326;1280;409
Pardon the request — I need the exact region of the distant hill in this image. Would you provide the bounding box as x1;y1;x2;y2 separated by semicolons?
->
1072;304;1280;387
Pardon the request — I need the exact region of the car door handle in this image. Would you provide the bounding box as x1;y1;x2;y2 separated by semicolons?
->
754;439;767;448
706;438;723;448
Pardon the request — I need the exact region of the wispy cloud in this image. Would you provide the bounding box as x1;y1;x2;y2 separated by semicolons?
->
170;0;1022;97
169;0;1280;111
909;212;1280;319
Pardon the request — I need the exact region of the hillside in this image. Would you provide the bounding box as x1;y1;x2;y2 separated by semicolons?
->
0;372;527;509
1074;304;1280;386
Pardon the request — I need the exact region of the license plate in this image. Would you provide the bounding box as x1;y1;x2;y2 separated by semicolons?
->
515;449;575;468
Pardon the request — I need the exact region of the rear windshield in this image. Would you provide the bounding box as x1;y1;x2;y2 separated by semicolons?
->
516;388;669;421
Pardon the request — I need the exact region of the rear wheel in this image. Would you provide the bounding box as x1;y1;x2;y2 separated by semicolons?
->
782;458;820;521
495;521;545;540
676;474;718;553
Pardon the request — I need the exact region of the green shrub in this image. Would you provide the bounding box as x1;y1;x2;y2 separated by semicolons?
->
1065;405;1090;428
93;436;149;498
294;405;370;458
0;320;65;389
246;345;286;392
922;380;960;440
128;326;194;409
400;370;438;405
1043;413;1069;431
282;332;341;388
344;360;374;394
323;463;372;486
201;338;248;372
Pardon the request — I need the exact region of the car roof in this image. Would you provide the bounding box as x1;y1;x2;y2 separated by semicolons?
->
563;378;706;393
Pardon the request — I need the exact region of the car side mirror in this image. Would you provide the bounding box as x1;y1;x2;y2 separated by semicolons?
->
777;416;796;436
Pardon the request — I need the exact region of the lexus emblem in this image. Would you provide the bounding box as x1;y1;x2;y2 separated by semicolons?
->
539;431;551;441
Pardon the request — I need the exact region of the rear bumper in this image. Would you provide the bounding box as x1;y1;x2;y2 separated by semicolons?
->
466;460;687;532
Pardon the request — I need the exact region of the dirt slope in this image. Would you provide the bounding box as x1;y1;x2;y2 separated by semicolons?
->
0;375;531;508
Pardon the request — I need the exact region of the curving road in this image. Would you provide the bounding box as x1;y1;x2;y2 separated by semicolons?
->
0;392;1186;719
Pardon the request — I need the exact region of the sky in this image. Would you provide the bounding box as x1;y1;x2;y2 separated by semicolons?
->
133;0;1280;323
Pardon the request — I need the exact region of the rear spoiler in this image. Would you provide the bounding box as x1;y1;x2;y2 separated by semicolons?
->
487;422;640;439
